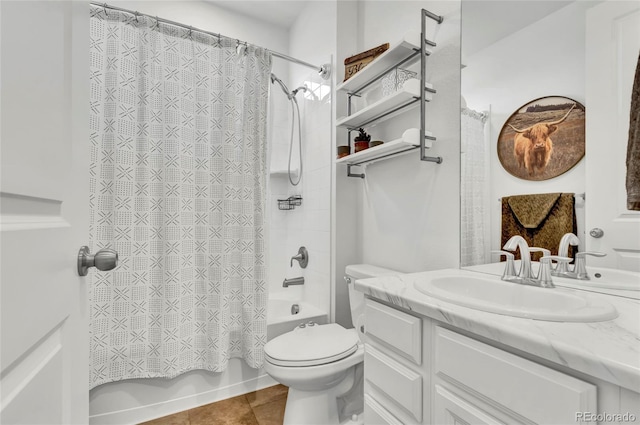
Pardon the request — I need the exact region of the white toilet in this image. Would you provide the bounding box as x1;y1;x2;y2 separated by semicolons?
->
263;264;399;425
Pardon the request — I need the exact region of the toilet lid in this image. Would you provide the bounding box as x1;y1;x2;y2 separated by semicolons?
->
264;323;359;367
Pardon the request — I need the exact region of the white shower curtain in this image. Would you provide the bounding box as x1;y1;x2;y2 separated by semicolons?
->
461;108;489;267
89;6;271;388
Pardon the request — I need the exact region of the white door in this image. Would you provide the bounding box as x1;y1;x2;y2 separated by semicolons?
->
585;0;640;271
1;1;89;424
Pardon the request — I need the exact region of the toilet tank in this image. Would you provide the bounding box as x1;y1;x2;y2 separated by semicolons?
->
345;264;400;336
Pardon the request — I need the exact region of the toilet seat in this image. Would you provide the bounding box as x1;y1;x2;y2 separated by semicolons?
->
264;323;359;367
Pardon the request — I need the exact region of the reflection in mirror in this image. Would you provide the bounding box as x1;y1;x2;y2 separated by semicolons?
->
460;0;588;269
460;105;489;266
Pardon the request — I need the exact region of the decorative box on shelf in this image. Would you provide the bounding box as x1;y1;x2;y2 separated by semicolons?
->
343;43;390;82
337;31;429;94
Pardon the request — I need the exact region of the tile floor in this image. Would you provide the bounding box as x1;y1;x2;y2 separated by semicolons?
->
139;384;288;425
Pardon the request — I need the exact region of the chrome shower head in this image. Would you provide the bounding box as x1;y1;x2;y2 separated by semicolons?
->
291;86;308;97
270;73;291;98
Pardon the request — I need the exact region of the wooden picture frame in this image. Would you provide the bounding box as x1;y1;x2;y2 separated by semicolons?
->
497;96;585;181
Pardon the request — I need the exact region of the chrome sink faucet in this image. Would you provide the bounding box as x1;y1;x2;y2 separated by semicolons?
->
552;233;606;280
502;235;533;280
501;235;571;288
559;251;607;280
553;233;580;276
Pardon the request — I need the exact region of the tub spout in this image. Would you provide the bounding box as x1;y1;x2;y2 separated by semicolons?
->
283;277;305;287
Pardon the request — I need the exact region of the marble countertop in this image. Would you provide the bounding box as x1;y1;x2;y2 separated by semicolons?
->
355;268;640;393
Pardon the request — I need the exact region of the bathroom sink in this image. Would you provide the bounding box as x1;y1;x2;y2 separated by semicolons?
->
465;262;640;292
413;274;618;322
554;267;640;291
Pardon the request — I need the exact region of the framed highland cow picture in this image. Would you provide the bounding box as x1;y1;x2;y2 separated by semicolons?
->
497;96;585;181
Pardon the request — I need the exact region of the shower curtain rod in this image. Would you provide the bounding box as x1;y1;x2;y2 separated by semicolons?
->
90;2;331;79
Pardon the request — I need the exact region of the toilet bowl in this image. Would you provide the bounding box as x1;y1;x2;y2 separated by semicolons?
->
264;324;364;425
263;264;399;425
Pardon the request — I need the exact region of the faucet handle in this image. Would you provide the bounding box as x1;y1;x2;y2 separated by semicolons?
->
537;256;571;288
529;247;552;271
575;251;606;258
491;250;517;280
574;251;606;279
529;247;551;257
290;246;309;268
540;255;572;264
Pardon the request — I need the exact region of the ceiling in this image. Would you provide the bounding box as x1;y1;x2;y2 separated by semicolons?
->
461;0;574;59
206;1;574;53
207;1;309;29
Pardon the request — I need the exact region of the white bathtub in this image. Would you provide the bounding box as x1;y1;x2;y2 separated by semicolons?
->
267;295;328;340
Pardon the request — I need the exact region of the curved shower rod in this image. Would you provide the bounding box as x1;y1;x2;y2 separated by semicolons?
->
90;2;331;80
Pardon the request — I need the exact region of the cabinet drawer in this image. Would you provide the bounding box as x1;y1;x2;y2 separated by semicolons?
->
434;384;506;425
365;299;422;364
364;394;404;425
365;344;422;422
435;326;597;424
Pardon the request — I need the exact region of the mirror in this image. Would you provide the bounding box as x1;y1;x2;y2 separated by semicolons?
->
460;0;590;272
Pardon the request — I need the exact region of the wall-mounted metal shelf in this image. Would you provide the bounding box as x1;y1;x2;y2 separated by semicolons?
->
336;11;444;179
336;30;431;95
336;129;437;178
336;79;434;130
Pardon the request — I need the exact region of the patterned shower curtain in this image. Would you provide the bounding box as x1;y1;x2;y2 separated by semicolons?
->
461;108;489;267
89;6;271;388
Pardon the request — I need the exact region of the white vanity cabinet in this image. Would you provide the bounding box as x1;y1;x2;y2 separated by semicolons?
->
363;298;640;425
363;299;428;424
433;326;596;425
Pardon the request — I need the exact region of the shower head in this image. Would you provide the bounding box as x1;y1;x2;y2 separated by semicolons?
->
270;73;291;98
291;86;308;97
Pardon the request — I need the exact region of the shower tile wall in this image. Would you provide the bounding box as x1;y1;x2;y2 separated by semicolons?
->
268;0;334;317
268;70;332;317
268;90;295;294
289;72;331;315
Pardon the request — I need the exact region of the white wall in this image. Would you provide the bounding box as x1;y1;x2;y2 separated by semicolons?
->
333;1;361;327
333;1;461;326
359;1;461;273
462;1;594;254
89;2;289;423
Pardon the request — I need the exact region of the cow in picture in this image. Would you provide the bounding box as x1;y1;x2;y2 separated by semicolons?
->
509;104;576;176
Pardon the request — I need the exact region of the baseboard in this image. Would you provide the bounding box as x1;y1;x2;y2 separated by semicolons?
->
89;373;278;425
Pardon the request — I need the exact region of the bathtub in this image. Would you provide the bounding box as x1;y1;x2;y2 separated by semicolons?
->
267;295;328;340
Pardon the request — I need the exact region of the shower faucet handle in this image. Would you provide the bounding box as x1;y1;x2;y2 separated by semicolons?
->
290;246;309;268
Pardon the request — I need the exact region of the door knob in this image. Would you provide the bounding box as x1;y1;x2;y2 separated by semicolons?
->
589;228;604;238
77;246;118;276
